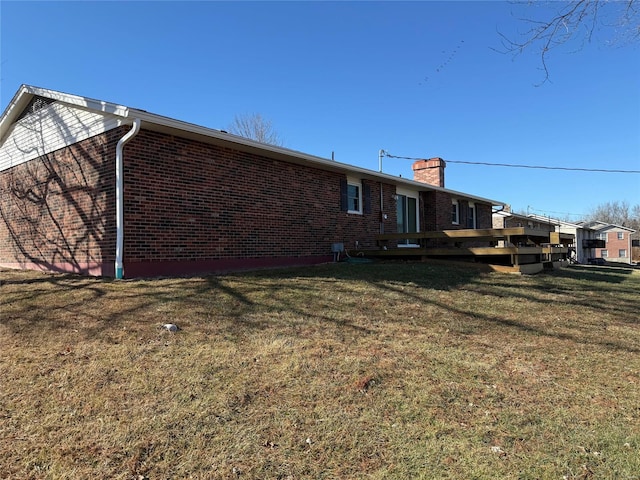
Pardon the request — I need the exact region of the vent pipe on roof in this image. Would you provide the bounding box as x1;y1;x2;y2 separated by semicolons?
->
378;149;386;172
115;118;141;279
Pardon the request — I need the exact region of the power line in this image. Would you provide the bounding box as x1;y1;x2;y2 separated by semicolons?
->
384;153;640;174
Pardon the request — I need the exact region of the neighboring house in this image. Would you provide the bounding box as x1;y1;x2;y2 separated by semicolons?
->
528;215;605;265
493;211;604;265
494;211;637;265
0;85;504;278
579;221;636;265
493;209;556;232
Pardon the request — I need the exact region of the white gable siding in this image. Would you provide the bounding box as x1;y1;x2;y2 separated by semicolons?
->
0;102;123;172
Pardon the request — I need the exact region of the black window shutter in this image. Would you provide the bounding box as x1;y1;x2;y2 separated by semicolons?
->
362;181;372;214
340;178;348;212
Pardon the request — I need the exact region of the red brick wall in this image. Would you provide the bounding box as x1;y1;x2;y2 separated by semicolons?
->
420;191;493;232
0;128;122;275
0;127;394;277
597;231;631;262
412;158;445;187
120;130;391;275
476;203;493;229
1;124;498;277
422;191;451;231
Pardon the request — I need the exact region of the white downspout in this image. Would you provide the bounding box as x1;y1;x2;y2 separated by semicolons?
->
115;118;141;279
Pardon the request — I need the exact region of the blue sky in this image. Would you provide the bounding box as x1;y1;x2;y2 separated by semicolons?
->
1;1;639;220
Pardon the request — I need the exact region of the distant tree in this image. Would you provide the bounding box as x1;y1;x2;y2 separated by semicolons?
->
499;0;640;83
586;200;640;238
228;113;284;146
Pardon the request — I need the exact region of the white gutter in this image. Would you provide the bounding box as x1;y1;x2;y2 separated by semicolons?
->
130;108;506;206
115;118;141;279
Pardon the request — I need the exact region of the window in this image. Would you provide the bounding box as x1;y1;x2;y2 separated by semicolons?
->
617;232;624;240
601;249;608;258
598;233;607;241
619;249;627;258
467;202;476;229
340;178;370;214
451;200;459;224
347;182;361;213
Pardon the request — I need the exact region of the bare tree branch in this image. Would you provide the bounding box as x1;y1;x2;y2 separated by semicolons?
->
586;200;640;239
228;113;284;147
496;0;640;85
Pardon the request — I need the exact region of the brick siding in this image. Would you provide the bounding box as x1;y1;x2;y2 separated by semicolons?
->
597;231;631;262
0;128;123;275
421;191;492;232
120;130;393;275
1;125;497;277
412;158;445;187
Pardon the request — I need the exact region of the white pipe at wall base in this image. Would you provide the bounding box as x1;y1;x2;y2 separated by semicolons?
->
115;118;141;279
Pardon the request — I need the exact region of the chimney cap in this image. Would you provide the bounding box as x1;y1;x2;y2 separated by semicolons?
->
412;157;446;169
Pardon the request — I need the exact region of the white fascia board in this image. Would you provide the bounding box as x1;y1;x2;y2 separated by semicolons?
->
0;85;28;121
497;211;530;221
0;85;32;142
591;223;635;233
23;85;130;117
582;221;635;232
1;85;131;144
527;214;584;228
554;219;635;234
129;108;505;207
610;224;635;233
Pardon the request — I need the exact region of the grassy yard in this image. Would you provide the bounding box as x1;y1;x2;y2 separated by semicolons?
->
1;262;639;479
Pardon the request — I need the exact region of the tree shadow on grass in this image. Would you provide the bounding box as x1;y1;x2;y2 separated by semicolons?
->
1;261;638;353
469;265;640;320
197;262;640;353
552;264;636;282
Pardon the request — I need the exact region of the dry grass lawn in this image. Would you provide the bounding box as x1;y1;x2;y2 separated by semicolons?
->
1;262;639;479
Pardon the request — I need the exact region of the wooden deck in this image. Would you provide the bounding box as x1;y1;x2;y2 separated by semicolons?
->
375;227;573;246
358;227;574;274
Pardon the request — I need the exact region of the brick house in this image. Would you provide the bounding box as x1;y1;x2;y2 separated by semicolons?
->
0;85;503;278
580;221;635;264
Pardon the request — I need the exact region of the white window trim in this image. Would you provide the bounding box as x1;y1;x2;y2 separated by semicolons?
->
396;188;420;248
346;178;362;215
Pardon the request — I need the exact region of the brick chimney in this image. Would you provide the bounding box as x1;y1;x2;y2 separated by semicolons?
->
412;157;446;187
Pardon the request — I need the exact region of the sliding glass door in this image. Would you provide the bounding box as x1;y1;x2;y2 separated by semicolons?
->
396;192;418;246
